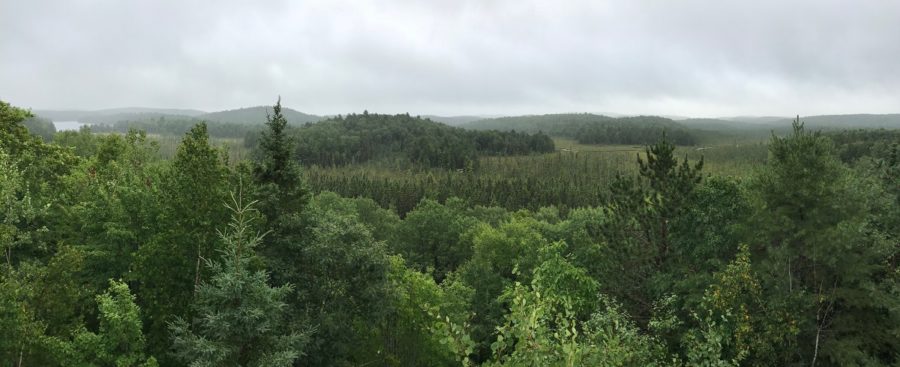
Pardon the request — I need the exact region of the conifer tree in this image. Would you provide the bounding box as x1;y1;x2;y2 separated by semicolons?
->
169;188;306;367
251;97;311;286
601;134;704;324
132;123;229;361
252;97;309;226
752;118;899;365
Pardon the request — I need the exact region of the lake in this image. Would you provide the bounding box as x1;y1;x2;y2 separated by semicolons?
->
53;121;89;131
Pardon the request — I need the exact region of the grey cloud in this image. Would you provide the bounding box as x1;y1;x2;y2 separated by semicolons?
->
1;0;899;117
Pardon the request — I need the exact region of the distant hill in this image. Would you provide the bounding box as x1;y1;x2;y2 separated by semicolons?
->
716;114;900;129
463;113;699;145
35;107;205;121
34;106;322;125
199;106;321;125
422;115;490;126
785;114;900;129
244;112;555;169
720;116;790;124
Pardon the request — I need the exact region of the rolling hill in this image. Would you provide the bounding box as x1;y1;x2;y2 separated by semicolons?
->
198;106;321;125
462;113;699;145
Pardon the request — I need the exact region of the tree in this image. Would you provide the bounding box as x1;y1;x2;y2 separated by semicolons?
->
599;134;704;325
292;200;392;366
70;279;158;367
252;97;309;227
751;119;899;365
169;189;306;367
475;244;668;366
0;271;51;366
396;198;479;282
22;116;56;142
682;245;794;366
0;100;75;196
132;123;229;361
251;97;311;288
0;148;42;270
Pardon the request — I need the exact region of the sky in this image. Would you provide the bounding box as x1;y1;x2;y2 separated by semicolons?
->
2;0;899;117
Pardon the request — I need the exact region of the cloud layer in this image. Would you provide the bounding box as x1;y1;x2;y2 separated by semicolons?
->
2;0;899;117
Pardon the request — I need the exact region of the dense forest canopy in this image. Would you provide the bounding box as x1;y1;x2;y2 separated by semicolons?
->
1;98;898;367
89;117;259;139
246;112;556;169
463;113;700;145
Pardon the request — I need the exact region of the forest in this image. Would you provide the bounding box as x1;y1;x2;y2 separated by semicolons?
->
2;98;899;367
462;114;700;146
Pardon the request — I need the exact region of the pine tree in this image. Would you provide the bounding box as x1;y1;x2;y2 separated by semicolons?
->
252;97;309;226
600;134;704;324
752;118;899;365
169;188;307;367
251;97;311;287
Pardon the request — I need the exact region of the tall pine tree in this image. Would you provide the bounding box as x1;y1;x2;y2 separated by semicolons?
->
252;97;309;227
169;188;306;366
751;119;899;365
251;97;310;286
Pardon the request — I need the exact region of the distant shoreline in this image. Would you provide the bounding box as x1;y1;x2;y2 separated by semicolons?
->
53;120;90;131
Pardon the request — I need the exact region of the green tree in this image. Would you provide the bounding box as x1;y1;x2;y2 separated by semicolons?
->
396;198;478;282
294;201;392;366
0;148;43;269
132;123;229;361
0;100;75;196
69;279;158;367
22;116;56;141
479;244;668;367
251;97;311;291
751;119;899;365
682;245;794;366
455;217;552;361
169;190;306;367
0;271;52;366
600;135;704;325
252;97;309;228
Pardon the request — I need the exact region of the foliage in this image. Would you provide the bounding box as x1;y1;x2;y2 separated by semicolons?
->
169;191;306;367
69;279;158;367
464;113;698;145
1;100;76;196
598;135;704;324
131;123;229;362
0;148;44;269
2;98;898;366
246;112;555;169
22;116;56;141
395;198;479;282
750;119;899;365
483;248;668;367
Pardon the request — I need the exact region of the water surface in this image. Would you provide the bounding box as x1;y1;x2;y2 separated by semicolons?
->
53;121;89;131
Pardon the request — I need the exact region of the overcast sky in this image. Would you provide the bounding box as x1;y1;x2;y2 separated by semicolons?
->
2;0;899;117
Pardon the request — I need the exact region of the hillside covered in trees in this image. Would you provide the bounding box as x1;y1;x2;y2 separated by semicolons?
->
2;98;899;367
247;111;556;169
463;113;701;145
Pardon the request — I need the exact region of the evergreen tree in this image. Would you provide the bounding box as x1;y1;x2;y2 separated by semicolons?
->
252;97;309;226
132;123;229;362
751;119;899;365
169;189;306;367
600;134;704;325
251;97;311;287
